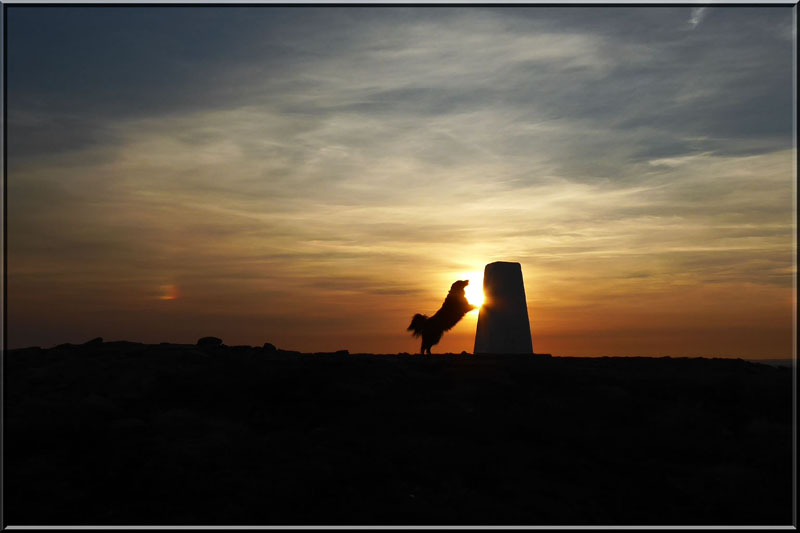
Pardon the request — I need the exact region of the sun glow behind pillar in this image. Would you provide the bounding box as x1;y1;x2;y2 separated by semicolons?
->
461;271;485;309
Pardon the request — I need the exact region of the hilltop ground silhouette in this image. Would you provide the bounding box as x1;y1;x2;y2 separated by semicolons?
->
5;339;793;525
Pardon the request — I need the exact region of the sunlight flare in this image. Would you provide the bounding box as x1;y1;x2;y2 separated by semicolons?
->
463;272;485;309
158;284;180;301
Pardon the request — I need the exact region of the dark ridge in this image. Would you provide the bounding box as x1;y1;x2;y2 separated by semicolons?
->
5;341;792;526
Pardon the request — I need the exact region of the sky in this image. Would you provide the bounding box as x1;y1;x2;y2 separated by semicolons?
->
4;6;796;357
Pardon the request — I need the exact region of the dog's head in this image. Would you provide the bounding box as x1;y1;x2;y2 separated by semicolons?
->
450;279;469;294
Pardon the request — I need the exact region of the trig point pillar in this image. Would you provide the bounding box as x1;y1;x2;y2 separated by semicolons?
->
474;261;533;354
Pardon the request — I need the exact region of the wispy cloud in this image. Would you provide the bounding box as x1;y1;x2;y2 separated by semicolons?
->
689;7;708;29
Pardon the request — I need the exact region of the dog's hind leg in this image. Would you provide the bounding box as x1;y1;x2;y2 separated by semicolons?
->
421;339;433;355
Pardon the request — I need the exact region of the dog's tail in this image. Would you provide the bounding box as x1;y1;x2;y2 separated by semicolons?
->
407;314;428;338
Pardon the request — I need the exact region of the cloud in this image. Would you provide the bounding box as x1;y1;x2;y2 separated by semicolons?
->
689;7;708;28
9;8;793;173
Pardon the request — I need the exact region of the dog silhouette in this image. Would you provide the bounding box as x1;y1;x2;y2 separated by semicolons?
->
407;280;476;354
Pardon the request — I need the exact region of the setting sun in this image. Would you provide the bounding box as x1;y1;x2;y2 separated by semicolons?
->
463;272;485;309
